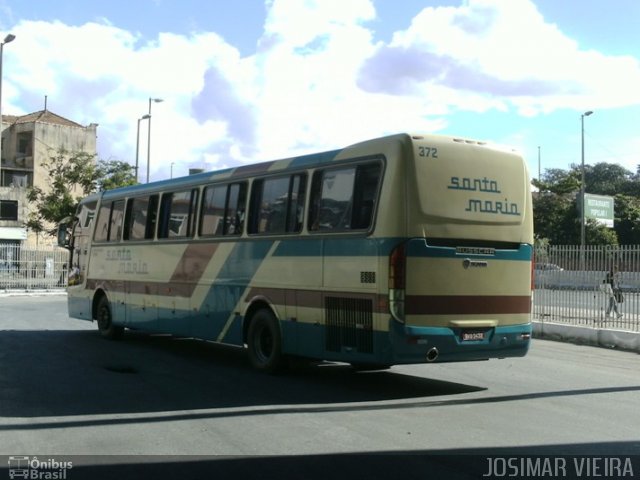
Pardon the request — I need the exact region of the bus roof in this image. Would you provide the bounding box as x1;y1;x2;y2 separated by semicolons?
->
98;132;520;201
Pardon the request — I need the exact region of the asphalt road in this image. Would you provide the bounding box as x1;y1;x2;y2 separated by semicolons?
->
1;295;639;479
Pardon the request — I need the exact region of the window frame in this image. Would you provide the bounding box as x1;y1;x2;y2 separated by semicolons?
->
93;200;125;243
157;188;199;240
0;200;18;221
307;159;383;234
248;172;307;236
199;181;247;238
123;194;159;241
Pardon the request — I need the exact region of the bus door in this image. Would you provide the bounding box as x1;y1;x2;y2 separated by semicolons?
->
69;200;97;287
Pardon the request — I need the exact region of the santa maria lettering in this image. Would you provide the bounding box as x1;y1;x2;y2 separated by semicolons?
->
448;176;520;217
104;248;148;275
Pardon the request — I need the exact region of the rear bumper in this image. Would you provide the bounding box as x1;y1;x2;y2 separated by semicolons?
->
388;320;532;364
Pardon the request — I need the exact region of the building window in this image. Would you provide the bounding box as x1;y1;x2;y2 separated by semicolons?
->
1;171;32;188
0;200;18;221
17;132;33;156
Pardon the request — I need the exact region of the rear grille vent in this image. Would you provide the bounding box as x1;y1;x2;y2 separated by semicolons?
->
325;297;373;353
360;271;376;283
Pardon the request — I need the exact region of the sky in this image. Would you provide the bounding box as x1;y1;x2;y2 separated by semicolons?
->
0;0;639;182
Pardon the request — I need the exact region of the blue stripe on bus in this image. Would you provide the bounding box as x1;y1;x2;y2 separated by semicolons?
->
273;237;403;257
289;320;531;364
407;242;533;261
191;240;275;344
288;149;341;169
272;238;531;260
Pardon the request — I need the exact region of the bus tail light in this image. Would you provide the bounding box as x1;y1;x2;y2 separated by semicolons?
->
531;254;535;291
389;243;406;323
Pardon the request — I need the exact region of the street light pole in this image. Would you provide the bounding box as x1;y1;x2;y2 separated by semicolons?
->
0;33;16;138
580;110;593;253
135;114;150;183
146;97;163;183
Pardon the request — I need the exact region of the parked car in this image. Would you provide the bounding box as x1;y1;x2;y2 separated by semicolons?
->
535;263;564;271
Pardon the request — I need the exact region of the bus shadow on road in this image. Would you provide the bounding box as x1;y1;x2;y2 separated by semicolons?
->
0;329;486;418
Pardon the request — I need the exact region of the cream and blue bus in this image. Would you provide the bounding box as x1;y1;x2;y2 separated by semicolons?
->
59;133;533;372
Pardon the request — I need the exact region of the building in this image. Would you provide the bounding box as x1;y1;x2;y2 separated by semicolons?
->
0;109;98;247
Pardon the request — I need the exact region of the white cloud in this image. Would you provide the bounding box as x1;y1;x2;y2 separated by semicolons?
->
2;0;639;181
363;0;640;115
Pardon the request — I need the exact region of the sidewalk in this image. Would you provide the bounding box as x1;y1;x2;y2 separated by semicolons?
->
0;288;67;297
533;320;640;353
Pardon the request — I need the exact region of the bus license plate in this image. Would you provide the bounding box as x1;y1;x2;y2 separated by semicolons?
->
461;331;485;342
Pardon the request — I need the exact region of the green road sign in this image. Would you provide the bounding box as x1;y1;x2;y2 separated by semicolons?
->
584;193;614;228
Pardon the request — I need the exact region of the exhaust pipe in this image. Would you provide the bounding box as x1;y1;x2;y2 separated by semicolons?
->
426;347;439;362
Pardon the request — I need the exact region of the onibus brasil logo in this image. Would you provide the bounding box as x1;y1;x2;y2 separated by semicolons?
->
8;456;73;479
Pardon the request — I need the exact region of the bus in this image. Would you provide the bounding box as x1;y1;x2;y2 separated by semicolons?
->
59;133;533;372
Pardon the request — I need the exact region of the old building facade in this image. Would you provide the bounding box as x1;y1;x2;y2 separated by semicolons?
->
0;110;98;248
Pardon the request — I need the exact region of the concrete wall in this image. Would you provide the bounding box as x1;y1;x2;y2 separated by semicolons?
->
32;122;97;191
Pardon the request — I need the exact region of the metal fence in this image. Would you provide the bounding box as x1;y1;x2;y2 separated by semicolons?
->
1;241;639;334
534;244;640;333
0;243;69;291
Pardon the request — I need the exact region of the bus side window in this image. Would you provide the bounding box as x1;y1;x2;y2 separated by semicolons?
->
94;202;112;242
249;175;305;235
309;161;381;232
249;177;287;234
200;182;247;237
309;167;355;231
146;195;159;239
225;182;247;235
109;200;125;242
82;202;96;229
201;185;226;236
352;163;381;229
124;195;159;241
158;189;198;239
287;174;306;233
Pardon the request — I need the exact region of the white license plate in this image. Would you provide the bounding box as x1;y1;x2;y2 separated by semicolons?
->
461;331;485;341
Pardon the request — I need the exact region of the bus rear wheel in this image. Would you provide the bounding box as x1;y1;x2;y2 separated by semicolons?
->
247;309;284;373
96;296;124;340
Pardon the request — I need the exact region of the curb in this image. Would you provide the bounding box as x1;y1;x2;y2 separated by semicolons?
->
0;289;67;298
533;320;640;353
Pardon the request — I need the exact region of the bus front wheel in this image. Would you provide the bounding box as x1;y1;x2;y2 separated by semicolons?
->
247;309;284;373
96;296;124;340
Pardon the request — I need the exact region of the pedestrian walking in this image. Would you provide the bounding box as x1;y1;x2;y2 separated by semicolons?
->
604;267;623;319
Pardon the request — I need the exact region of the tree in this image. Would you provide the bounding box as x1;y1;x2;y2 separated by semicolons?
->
612;194;640;244
532;168;580;195
583;162;633;196
533;192;575;244
532;158;640;246
96;159;137;191
26;148;136;238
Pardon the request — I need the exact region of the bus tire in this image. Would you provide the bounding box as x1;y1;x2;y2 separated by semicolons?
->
247;308;284;373
96;296;124;340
